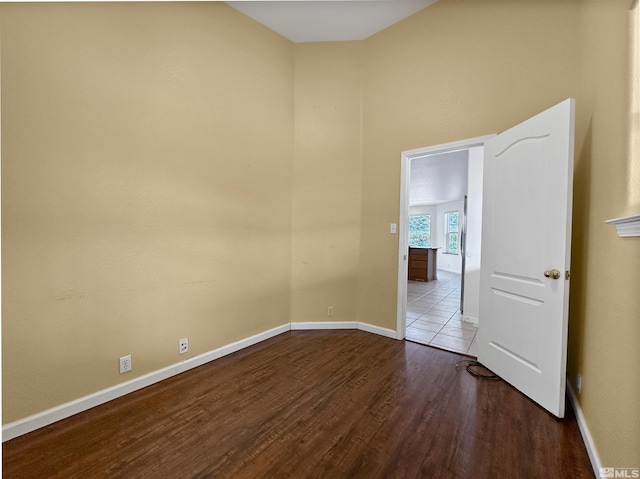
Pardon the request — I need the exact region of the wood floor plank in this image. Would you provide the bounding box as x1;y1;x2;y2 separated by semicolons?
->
3;330;594;478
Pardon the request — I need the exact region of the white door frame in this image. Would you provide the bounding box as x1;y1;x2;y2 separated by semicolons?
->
396;135;495;339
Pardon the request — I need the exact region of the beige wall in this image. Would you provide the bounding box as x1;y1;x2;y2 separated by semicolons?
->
291;42;363;323
1;3;294;422
2;0;639;469
570;0;640;468
357;0;581;329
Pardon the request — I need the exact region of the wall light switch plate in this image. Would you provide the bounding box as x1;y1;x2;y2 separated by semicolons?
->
390;223;397;234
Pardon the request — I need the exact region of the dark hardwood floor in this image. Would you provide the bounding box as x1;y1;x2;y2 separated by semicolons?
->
3;330;594;478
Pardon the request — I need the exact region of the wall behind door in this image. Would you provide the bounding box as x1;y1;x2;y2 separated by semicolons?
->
462;147;484;325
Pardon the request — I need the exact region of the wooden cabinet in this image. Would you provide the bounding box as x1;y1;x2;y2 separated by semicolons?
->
408;247;438;281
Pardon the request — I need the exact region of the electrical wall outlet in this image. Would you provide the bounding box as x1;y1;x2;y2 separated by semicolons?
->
327;306;334;317
119;355;132;374
179;338;189;355
575;373;582;394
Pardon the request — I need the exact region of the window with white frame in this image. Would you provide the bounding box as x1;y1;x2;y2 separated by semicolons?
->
444;211;459;254
408;215;431;247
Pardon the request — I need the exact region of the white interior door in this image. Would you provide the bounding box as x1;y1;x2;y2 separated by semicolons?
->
478;99;574;418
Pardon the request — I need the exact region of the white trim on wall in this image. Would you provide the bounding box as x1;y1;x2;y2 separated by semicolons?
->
605;213;640;237
3;324;292;441
567;382;602;478
291;321;397;339
291;321;357;330
462;314;479;326
3;321;396;442
4;321;601;478
355;322;397;339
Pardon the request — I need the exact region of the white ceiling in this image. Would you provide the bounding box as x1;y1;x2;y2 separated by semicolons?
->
225;0;439;42
410;151;468;206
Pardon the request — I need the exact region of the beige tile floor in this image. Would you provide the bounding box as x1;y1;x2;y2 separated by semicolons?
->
405;271;478;357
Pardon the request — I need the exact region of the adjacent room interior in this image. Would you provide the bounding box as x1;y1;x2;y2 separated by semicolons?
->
404;150;479;356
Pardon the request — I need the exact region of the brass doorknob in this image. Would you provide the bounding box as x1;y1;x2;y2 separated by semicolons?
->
544;269;561;279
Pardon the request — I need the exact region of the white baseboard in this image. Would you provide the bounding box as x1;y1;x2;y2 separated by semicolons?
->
357;322;398;339
462;315;478;326
291;321;397;339
3;321;401;442
291;321;358;330
436;267;462;274
2;323;291;442
567;382;601;478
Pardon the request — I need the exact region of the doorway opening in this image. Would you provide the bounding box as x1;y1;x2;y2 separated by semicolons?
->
396;135;494;356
